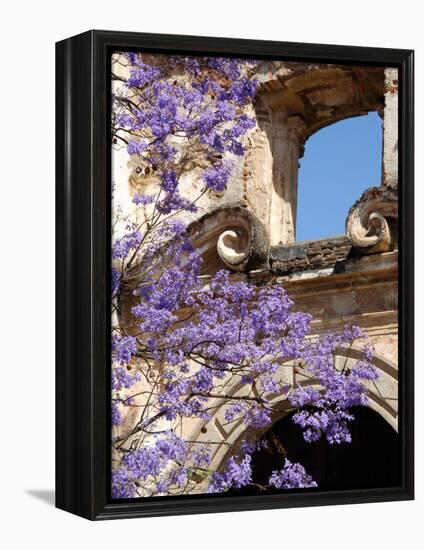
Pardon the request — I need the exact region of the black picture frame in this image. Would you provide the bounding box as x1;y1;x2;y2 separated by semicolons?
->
56;29;414;520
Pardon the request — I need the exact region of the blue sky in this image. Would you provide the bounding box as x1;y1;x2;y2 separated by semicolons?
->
296;112;382;241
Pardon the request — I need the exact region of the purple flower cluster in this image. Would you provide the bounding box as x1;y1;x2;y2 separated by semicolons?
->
111;402;124;426
113;435;214;497
112;366;140;392
269;459;317;489
112;52;259;218
202;161;234;192
112;335;138;365
288;328;377;444
224;402;271;428
126;61;162;88
208;455;252;493
127;139;148;155
111;266;121;298
132;192;155;206
122;433;187;481
112;231;142;260
111;467;138;499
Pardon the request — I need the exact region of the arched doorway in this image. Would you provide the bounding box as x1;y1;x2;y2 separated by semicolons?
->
230;406;401;494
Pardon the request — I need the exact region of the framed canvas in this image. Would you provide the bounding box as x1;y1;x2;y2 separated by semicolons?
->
56;30;414;520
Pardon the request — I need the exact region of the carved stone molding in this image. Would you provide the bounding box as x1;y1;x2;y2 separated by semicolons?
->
188;205;269;273
346;186;398;254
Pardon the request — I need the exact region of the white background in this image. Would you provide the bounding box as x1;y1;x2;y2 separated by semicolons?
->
1;1;421;548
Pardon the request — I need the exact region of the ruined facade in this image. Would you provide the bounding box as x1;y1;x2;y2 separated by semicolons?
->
112;58;399;488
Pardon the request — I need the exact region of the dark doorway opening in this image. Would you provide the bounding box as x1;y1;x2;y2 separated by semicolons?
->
231;406;401;494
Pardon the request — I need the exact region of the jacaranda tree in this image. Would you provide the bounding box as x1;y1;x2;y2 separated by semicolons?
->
110;53;377;498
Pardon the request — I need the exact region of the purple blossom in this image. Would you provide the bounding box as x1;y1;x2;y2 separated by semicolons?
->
208;455;252;493
112;335;138;365
112;366;140;391
224;402;271;429
269;459;317;489
127;140;147;155
111;468;137;499
123;447;162;480
288;329;377;444
132;192;155;206
289;386;321;408
240;439;269;454
126;62;162;88
202;161;234;192
160;170;178;193
154;432;188;461
111;266;121;297
111;402;124;426
112;231;142;260
190;447;211;466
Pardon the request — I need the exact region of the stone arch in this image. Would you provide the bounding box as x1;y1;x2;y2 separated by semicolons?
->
185;346;398;477
246;63;395;246
258;65;385;139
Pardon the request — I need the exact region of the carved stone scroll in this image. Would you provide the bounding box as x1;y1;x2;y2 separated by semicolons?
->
346;186;398;254
188;206;270;273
